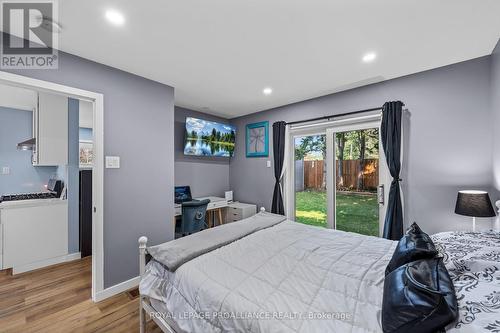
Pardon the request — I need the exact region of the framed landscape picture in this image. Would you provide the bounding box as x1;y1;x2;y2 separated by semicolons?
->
246;121;269;157
79;140;93;168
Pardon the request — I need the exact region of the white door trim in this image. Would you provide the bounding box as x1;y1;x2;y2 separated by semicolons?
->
326;129;335;229
0;71;105;302
94;276;140;302
285;128;327;221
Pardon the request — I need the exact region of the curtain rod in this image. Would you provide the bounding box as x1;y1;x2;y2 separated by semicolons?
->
285;106;392;126
285;107;381;126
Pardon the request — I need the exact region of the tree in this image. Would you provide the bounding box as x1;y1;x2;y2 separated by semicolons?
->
317;136;327;188
363;129;379;158
357;130;366;190
249;128;265;152
295;137;313;160
211;128;217;142
295;136;325;160
336;132;346;186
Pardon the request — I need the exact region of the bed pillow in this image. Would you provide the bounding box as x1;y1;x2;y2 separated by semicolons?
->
385;222;438;275
382;257;458;333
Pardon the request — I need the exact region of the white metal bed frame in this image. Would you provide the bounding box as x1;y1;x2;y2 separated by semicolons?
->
138;207;266;332
139;236;180;333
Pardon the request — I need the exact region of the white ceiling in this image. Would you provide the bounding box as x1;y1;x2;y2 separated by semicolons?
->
55;0;500;118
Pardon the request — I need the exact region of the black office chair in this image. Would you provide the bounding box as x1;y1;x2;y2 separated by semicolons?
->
175;199;210;238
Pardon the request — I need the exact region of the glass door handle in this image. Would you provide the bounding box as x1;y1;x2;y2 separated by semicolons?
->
377;185;384;205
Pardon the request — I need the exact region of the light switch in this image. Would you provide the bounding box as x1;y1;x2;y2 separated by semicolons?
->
105;156;120;169
2;166;10;175
266;160;271;168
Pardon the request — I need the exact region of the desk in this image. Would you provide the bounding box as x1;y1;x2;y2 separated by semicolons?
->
174;196;228;228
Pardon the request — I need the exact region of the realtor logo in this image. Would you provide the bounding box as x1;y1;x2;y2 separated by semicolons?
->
1;0;58;69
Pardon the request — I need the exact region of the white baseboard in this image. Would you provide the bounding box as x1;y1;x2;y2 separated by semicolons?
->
94;276;140;302
13;252;82;274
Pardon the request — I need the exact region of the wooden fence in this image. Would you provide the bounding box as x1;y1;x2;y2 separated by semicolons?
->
302;159;378;191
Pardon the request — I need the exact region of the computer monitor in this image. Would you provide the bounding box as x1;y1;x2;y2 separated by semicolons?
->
175;186;192;204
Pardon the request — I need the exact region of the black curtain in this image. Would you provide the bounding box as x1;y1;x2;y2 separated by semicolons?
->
381;101;404;240
271;121;286;215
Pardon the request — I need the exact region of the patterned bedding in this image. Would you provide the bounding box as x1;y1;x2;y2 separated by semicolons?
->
431;231;500;332
140;221;396;333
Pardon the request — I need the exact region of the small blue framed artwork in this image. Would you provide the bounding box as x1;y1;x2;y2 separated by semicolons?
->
246;121;269;157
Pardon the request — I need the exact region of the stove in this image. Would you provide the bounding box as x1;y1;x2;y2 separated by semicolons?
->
0;192;58;202
0;179;63;203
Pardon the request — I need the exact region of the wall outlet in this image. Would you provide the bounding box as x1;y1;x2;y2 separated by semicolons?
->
1;166;10;175
105;156;120;169
266;160;271;168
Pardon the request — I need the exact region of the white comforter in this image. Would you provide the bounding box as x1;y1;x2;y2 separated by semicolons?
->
140;220;396;333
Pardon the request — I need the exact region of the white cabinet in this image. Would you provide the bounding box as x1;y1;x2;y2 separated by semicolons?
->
226;202;257;223
33;92;68;166
0;219;3;269
1;201;68;273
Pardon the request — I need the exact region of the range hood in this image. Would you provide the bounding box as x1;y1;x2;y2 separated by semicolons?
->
17;138;36;150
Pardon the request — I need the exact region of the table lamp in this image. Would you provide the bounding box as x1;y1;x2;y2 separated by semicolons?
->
455;190;496;232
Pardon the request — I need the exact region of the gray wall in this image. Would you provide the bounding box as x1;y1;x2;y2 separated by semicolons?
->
0;106;58;194
175;106;230;197
2;47;175;288
230;56;494;234
492;40;500;201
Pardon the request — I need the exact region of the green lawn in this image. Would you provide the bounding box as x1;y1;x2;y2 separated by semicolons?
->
295;190;379;236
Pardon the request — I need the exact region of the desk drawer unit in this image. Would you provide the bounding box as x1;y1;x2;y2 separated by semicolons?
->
226;202;257;223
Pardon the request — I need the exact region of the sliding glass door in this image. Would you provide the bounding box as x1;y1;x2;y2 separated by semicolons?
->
294;134;327;227
288;116;390;236
331;127;381;236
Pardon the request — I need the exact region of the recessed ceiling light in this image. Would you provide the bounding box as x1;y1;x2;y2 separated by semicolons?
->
105;9;125;26
362;52;377;63
263;87;273;96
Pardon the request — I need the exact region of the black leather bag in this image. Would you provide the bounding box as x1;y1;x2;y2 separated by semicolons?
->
382;257;459;333
385;222;438;275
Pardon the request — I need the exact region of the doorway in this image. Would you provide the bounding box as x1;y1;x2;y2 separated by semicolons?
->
0;71;104;302
288;114;390;237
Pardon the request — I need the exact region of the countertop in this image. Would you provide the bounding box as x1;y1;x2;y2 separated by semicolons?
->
0;198;68;209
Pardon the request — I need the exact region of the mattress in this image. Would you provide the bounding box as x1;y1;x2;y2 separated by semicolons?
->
140;220;396;333
140;223;500;333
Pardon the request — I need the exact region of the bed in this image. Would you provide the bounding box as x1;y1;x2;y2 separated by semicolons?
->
431;231;500;332
138;210;500;333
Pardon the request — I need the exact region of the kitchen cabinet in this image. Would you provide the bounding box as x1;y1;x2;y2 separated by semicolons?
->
0;200;68;273
0;218;3;269
32;92;68;166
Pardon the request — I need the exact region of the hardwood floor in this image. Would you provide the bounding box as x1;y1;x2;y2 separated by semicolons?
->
0;257;161;333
